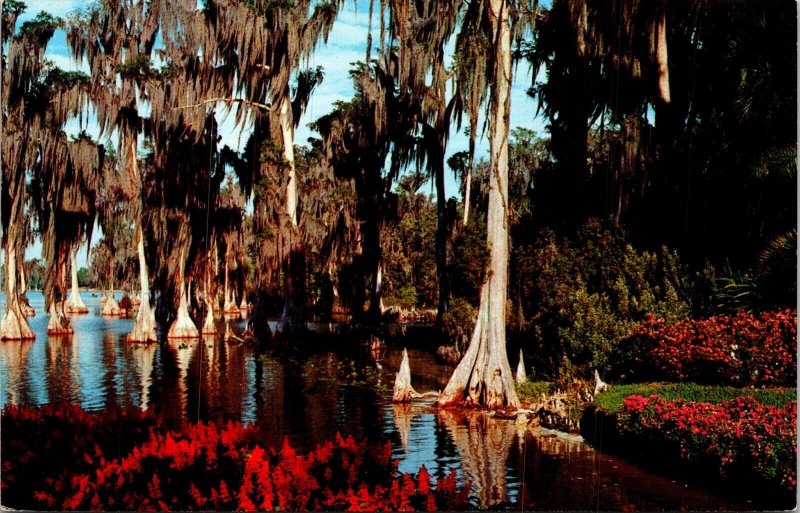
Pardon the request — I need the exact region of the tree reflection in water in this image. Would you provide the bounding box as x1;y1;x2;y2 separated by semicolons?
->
130;342;155;410
1;340;33;406
438;409;516;509
45;335;75;405
166;339;197;418
392;403;414;451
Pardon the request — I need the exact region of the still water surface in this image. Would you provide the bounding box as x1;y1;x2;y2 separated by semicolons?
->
0;292;759;510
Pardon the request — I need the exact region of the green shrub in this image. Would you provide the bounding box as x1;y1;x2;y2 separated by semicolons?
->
512;219;695;378
516;380;553;404
448;216;487;307
440;298;476;349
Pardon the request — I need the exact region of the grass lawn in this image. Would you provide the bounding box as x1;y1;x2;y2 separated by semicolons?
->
515;380;795;412
594;382;796;413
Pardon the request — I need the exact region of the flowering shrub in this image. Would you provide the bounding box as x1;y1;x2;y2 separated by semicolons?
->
1;404;162;509
634;309;796;385
2;405;471;511
621;395;797;494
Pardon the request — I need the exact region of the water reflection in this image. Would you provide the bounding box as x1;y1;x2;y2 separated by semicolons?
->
0;292;751;510
0;340;33;406
439;410;517;508
130;342;156;410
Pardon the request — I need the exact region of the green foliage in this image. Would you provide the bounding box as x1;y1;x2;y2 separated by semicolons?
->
447;215;487;306
44;67;89;88
513;219;694;378
594;383;795;414
754;229;797;308
19;11;61;34
515;380;553;404
114;55;155;79
384;284;418;310
3;0;26;16
712;266;759;314
440;297;476;345
26;259;45;290
382;177;438;309
76;267;91;288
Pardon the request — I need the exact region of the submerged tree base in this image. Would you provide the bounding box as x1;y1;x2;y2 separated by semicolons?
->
19;295;35;317
128;299;157;343
437;298;520;410
201;307;216;335
167;288;199;339
64;293;89;314
101;297;123;316
0;310;35;340
393;348;440;402
46;304;74;336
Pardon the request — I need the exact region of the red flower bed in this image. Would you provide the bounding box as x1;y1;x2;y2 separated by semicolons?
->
634;309;796;385
1;403;163;509
621;395;797;494
2;405;471;511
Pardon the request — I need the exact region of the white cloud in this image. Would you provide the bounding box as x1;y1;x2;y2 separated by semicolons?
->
45;52;89;73
18;0;83;21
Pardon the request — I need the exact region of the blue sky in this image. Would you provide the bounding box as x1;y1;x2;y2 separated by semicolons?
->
19;0;546;267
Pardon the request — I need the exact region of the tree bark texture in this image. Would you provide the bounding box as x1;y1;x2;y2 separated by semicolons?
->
1;243;35;340
64;248;88;314
167;247;200;339
438;0;520;409
128;226;157;342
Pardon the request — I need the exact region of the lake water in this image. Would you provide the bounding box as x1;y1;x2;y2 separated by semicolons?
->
0;292;764;510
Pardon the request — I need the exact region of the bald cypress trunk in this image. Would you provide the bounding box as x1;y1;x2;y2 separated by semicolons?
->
128;226;157;342
463;166;473;225
46;301;74;335
168;247;200;339
0;242;35;340
275;96;306;338
201;253;217;335
280;97;298;227
18;259;34;317
439;0;519;409
656;9;671;105
101;266;122;316
223;260;238;313
64;247;88;314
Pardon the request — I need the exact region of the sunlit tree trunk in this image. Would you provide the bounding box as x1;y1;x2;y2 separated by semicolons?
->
202;250;217;335
656;8;671;105
223;259;238;313
275;96;307;338
280;97;298;227
1;242;34;340
64;247;88;313
128;225;157;342
46;261;73;335
515;349;527;384
439;0;519;409
463;166;472;225
102;266;121;316
168;247;200;339
17;249;34;317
